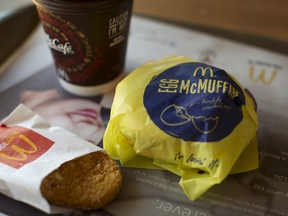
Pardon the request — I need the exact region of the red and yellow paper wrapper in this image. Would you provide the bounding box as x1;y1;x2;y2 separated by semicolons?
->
104;56;258;200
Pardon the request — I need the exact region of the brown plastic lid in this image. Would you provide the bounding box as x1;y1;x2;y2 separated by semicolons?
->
32;0;132;14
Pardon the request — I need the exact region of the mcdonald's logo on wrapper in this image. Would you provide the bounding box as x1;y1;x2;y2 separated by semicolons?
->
193;66;214;77
0;125;55;169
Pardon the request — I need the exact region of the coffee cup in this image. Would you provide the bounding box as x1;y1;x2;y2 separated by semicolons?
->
32;0;133;96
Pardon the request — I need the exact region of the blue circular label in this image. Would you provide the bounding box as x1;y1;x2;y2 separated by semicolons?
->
143;62;246;142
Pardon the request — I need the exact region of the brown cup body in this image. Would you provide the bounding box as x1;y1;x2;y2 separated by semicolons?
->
33;0;133;96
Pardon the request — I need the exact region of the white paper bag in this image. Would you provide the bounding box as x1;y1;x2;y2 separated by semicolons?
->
0;104;102;213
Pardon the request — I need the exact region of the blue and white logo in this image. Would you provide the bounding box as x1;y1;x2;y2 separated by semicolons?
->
143;62;246;142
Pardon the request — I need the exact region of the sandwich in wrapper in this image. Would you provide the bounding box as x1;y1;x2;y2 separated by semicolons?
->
104;56;258;200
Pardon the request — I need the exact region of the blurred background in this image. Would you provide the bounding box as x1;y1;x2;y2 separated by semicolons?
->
1;0;288;54
133;0;288;54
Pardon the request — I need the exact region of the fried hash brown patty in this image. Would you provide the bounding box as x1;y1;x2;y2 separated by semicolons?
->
40;151;122;210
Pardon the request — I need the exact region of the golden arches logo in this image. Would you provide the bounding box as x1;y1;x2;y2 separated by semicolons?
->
0;125;55;169
249;66;278;85
193;67;214;78
0;134;37;161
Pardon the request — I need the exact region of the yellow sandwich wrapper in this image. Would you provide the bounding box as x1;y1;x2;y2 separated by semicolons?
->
104;56;258;200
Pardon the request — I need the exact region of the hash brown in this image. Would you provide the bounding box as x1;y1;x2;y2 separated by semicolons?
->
40;151;122;210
